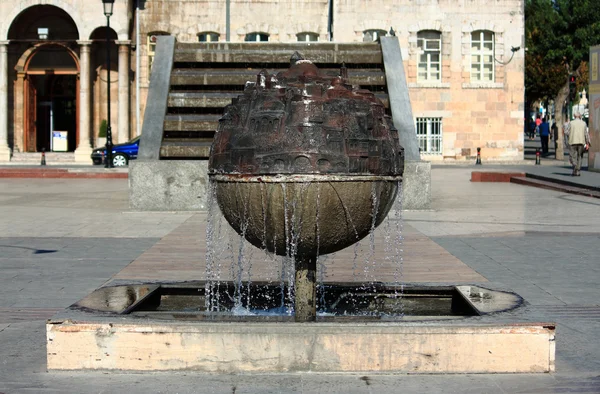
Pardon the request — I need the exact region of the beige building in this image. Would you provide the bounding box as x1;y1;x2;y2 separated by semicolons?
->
0;0;524;163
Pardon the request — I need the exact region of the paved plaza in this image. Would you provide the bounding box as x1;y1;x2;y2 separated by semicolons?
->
0;166;599;393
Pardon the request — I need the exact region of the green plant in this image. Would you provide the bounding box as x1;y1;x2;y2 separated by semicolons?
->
99;119;107;138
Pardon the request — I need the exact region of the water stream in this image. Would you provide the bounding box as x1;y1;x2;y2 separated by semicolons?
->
206;179;404;317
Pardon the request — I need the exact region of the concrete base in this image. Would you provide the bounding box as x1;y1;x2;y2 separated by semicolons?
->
47;319;555;373
129;160;208;211
129;159;431;212
73;146;93;163
0;145;10;162
402;160;431;210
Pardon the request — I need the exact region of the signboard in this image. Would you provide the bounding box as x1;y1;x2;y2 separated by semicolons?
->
52;131;68;152
589;46;600;172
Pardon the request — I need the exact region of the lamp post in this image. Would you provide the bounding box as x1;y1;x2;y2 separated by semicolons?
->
102;0;114;168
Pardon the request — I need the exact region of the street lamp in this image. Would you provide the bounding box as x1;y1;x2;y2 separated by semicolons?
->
102;0;114;168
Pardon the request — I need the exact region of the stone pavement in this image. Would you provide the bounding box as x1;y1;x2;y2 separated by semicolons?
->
1;169;600;393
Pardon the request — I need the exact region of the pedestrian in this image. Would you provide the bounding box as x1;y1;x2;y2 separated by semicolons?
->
539;117;550;155
565;112;591;176
527;118;537;140
535;115;542;138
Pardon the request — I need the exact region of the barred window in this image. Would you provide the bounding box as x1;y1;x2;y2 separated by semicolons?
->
297;32;319;42
417;30;441;82
415;117;443;154
471;30;494;82
198;32;219;42
245;32;269;42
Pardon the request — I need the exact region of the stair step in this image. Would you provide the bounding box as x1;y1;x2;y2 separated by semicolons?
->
168;92;238;108
174;42;383;64
510;176;600;198
163;114;220;132
10;153;76;163
160;138;212;158
170;68;386;86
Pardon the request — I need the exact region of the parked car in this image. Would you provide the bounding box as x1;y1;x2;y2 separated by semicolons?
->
91;136;140;167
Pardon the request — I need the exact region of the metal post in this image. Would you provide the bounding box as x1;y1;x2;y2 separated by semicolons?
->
105;14;114;168
226;0;230;42
136;0;141;136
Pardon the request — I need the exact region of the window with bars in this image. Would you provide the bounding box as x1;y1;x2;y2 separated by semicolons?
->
417;30;441;82
198;32;220;42
415;117;443;154
245;32;269;42
297;32;319;42
471;30;494;82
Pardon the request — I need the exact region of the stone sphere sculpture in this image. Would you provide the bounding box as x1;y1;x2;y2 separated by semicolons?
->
208;53;404;321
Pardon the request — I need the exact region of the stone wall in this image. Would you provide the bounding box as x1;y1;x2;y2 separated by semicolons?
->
0;0;131;41
135;0;524;162
1;0;525;162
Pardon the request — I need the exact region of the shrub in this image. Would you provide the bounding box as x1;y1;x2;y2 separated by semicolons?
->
99;119;107;138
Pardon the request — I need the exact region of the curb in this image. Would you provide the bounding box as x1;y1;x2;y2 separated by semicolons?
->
471;171;600;199
0;168;128;179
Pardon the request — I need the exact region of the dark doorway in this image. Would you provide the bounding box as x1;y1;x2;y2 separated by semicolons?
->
29;74;77;152
49;76;77;152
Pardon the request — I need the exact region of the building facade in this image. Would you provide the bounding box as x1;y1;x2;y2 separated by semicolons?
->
0;0;524;162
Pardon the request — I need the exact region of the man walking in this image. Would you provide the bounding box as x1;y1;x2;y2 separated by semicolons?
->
566;112;591;176
539;117;550;155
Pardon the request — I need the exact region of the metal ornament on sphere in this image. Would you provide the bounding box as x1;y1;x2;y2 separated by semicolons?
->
208;53;404;321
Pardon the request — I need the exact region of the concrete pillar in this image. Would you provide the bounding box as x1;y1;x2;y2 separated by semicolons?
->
0;41;11;161
117;41;130;143
14;73;25;153
74;40;93;162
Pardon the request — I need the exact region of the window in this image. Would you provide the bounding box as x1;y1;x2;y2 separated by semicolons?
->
148;32;169;77
363;29;387;42
245;32;269;42
415;117;442;154
297;32;319;42
471;30;494;82
417;31;441;82
198;32;219;42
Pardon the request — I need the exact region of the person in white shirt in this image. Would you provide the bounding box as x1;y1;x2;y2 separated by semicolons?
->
565;112;591;176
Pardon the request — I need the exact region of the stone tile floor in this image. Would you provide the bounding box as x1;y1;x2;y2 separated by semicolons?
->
1;168;599;393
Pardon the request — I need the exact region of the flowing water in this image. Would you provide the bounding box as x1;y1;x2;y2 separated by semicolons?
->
205;180;404;317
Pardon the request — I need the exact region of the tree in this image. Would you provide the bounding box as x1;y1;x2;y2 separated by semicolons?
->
525;0;600;158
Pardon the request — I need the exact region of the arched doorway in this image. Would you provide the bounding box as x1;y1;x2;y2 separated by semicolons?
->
22;45;79;152
8;4;80;153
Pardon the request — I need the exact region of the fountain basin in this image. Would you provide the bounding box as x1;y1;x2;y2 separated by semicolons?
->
212;174;399;257
46;282;555;373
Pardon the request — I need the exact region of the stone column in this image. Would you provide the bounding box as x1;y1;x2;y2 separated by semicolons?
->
74;40;93;162
0;41;11;161
117;41;130;143
14;73;25;153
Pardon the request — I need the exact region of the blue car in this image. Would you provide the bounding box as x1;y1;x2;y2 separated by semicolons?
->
91;136;140;167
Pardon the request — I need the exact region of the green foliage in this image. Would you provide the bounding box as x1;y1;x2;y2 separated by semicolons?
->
99;119;107;138
525;0;600;103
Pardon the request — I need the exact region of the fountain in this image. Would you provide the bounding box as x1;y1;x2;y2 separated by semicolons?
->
208;53;403;321
46;53;555;374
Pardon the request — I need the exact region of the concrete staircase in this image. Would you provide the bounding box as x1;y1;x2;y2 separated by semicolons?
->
158;41;389;159
9;152;76;165
131;37;434;212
